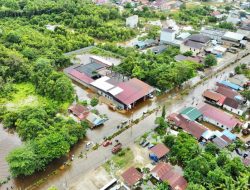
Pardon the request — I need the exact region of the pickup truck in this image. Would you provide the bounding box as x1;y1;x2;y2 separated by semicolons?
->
112;143;122;154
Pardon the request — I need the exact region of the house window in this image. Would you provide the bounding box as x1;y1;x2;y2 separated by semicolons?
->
217;123;219;125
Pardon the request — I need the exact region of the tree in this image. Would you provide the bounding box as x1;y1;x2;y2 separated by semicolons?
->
6;144;38;177
90;97;99;107
205;142;219;156
186;183;206;190
204;54;217;67
241;90;250;101
163;135;176;148
183;51;193;56
155;182;170;190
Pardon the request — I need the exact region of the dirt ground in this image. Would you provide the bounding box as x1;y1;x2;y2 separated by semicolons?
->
69;167;112;190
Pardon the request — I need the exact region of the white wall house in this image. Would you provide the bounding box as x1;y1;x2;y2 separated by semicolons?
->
202;116;232;131
160;28;176;43
223;105;244;116
126;15;138;28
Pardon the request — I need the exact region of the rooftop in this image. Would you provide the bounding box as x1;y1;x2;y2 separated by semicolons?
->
150;144;170;159
216;85;240;99
202;90;226;104
151;162;188;190
180;107;202;121
188;34;211;43
219;80;242;91
223;97;239;109
199;104;241;130
162;28;176;33
223;32;245;41
168;113;208;139
184;40;204;49
121;167;143;187
212;136;228;149
68;104;89;120
228;74;249;87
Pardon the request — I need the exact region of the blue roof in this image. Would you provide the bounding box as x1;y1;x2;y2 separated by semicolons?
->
220;80;242;90
222;130;236;140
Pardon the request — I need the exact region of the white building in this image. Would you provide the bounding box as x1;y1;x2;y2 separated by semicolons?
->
126;15;138;28
160;28;176;43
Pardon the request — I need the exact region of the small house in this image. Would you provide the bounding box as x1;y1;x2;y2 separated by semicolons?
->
150;143;170;161
121;167;143;187
180;34;210;55
151;162;188;190
202;90;226;106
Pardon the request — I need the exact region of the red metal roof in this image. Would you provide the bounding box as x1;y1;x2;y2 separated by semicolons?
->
68;104;89;120
199;104;241;130
150;144;170;159
121;167;143;187
168;113;207;139
202;90;226;104
216;85;239;99
68;69;94;84
115;78;154;105
151;162;188;190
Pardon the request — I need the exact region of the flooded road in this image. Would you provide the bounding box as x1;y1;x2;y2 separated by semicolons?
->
2;51;250;189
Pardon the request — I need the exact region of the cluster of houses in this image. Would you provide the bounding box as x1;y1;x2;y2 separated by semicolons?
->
68;104;108;128
101;143;187;190
64;55;155;111
168;76;249;149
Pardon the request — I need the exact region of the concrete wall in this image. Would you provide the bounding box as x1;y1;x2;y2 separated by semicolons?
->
160;31;175;43
203;116;232;131
180;43;202;54
223;105;244;116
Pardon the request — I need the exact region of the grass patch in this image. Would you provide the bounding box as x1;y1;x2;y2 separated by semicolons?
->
2;83;70;112
2;83;50;111
103;148;133;173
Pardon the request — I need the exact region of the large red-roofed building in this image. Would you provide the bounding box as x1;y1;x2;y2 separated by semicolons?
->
121;167;143;187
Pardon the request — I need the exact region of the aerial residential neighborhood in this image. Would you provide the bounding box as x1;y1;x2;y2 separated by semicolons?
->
0;1;249;190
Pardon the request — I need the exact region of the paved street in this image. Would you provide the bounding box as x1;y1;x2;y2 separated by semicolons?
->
36;53;250;190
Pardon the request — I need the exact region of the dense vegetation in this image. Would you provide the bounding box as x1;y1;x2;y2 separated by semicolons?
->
164;133;250;189
4;105;88;177
170;6;213;28
97;43;199;91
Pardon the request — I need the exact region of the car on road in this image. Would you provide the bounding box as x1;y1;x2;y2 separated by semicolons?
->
85;141;93;150
148;144;154;149
139;138;146;146
142;141;150;147
102;140;112;147
112;143;122;154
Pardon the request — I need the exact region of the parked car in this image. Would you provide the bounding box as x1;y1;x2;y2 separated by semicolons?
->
102;140;112;147
245;141;250;149
142;141;150;147
112;143;122;154
139;138;146;146
148;144;155;149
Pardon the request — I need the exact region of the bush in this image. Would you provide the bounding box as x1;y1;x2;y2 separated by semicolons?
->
90;97;99;107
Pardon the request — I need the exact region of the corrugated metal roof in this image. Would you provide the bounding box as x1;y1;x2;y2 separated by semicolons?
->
219;80;242;91
180;107;202;121
199;104;241;130
115;78;154;106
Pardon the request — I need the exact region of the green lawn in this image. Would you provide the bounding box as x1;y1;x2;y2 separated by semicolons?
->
103;148;134;173
2;83;51;111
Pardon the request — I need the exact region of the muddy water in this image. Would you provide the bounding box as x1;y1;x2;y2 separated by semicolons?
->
0;124;21;180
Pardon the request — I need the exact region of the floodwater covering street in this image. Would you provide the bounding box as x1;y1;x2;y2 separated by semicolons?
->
1;51;249;189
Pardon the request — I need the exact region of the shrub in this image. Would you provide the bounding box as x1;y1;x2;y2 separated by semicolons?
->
90;97;99;107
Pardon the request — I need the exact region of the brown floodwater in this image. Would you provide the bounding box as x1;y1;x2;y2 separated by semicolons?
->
0;124;21;184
